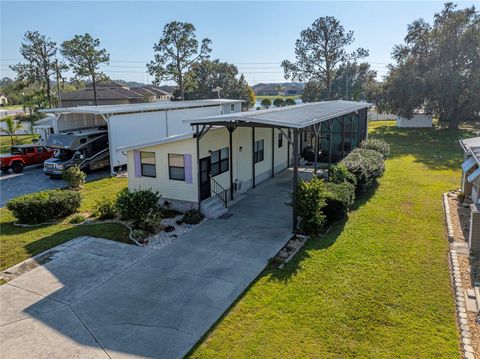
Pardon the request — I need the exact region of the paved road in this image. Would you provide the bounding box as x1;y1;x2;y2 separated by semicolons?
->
0;165;109;207
0;172;293;358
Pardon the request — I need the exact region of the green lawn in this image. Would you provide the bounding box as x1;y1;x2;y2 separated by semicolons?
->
189;121;476;358
1;105;23;110
0;176;129;271
0;134;39;154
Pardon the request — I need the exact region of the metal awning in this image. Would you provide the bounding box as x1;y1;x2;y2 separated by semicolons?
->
185;100;371;129
468;167;480;183
462;157;476;172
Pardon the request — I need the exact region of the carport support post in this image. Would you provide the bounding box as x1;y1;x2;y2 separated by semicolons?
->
228;126;234;201
252;127;256;188
287;129;291;167
328;119;333;165
292;129;299;233
196;125;202;211
271;128;275;177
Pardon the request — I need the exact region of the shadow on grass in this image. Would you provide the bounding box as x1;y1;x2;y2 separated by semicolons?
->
370;125;477;171
0;220;130;271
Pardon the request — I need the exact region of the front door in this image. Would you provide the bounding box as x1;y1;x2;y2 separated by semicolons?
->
199;157;211;201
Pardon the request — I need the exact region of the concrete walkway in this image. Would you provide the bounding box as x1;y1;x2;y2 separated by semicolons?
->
0;172;293;359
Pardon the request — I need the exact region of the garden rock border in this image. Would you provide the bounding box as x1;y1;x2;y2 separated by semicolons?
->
443;192;475;359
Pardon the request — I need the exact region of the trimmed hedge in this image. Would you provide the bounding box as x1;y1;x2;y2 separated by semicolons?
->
116;188;160;226
360;138;390;159
328;163;357;186
341;148;385;192
293;177;327;235
182;209;203;225
6;190;81;224
323;182;356;224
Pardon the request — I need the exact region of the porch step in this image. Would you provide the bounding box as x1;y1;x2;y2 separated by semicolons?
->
202;196;228;219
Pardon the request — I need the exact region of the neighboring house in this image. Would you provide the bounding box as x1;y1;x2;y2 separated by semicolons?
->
460;137;480;253
0;94;8;107
121;100;369;221
60;81;172;107
253;83;304;96
39;99;243;173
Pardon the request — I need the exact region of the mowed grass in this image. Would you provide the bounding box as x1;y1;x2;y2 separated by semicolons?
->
0;176;129;271
190;121;477;358
0;134;39;154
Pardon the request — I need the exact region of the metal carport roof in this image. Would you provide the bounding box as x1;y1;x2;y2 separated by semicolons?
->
185;100;371;129
38;99;243;116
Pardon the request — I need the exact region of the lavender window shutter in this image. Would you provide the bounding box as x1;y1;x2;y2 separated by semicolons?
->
134;151;141;178
184;154;192;184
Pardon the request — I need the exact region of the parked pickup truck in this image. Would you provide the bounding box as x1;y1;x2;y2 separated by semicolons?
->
0;144;54;173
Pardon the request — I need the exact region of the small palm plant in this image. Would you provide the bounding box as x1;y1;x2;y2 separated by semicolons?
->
1;117;23;146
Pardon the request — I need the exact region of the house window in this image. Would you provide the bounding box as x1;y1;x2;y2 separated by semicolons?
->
230;104;235;112
211;147;229;176
140;151;156;177
168;154;185;181
254;139;264;163
278;133;283;148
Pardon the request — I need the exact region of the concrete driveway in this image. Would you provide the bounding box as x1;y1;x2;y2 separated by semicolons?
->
0;172;293;358
0;165;108;207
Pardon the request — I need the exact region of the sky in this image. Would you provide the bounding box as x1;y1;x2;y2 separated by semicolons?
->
1;1;478;85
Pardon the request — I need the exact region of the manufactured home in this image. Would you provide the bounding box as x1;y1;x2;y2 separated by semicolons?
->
121;100;370;226
40;99;242;173
460;137;480;253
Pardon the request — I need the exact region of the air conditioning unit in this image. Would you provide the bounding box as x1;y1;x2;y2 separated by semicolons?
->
469;203;480;254
234;179;243;192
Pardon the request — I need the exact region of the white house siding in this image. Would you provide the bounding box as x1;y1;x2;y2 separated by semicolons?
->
127;125;291;208
57;113;106;132
110;105;227;169
127;137;198;210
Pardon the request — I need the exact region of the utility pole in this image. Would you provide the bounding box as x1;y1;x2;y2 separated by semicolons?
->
55;59;62;108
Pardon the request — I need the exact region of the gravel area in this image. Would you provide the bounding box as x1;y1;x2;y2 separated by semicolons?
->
143;215;203;250
447;193;479;357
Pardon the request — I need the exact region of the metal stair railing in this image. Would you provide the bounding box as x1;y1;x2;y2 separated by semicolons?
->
210;175;228;208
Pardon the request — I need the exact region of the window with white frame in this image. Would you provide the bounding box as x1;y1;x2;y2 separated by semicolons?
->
254;139;264;163
168;154;185;181
140;151;156;177
211;147;229;176
230;103;235;112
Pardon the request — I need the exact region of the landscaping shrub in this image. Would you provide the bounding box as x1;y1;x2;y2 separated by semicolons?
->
360;138;390;159
285;98;296;106
182;209;203;225
293;176;327;235
69;214;86;224
116;188;160;228
6;189;81;224
323;182;356;224
94;198;117;220
273;98;285;107
62;165;86;190
341;148;385;192
328;163;357;186
261;98;271;108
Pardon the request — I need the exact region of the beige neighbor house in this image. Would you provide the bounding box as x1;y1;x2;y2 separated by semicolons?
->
0;93;8;107
460;137;480;253
121;100;370;226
